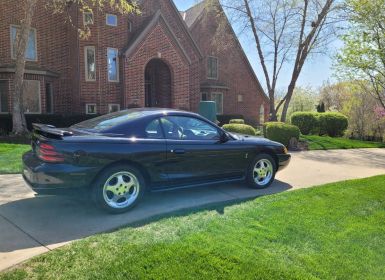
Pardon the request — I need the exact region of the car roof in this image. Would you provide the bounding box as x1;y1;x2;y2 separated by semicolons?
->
122;108;201;118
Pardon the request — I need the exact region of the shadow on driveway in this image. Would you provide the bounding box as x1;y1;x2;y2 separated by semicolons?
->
0;180;292;253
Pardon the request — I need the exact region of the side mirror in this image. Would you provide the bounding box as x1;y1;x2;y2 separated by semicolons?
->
219;131;229;143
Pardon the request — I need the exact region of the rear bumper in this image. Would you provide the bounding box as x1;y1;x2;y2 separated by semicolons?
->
22;151;99;193
277;153;291;171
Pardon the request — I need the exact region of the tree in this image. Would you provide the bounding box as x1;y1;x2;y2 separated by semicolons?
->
11;0;140;135
336;0;385;110
276;86;318;118
213;0;340;122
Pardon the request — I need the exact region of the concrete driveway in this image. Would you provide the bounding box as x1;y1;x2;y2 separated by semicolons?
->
1;148;384;271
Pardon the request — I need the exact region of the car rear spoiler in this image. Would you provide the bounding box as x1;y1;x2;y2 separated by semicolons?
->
32;123;73;139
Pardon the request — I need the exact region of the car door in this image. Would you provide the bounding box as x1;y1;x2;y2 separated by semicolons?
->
159;115;247;187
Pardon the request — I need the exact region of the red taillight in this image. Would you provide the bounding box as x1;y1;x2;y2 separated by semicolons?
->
38;143;65;163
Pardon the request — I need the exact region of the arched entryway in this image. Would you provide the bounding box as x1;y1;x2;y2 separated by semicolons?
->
144;59;172;108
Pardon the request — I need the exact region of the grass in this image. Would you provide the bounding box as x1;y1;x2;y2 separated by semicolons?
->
0;144;30;174
2;175;385;279
301;135;385;150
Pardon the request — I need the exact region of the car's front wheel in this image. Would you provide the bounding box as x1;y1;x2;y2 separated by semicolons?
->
247;154;276;189
92;165;145;214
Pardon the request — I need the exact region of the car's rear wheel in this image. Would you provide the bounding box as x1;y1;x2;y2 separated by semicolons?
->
247;154;276;189
92;165;145;214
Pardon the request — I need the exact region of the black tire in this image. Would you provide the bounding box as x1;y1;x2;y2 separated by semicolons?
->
247;153;277;189
92;164;146;214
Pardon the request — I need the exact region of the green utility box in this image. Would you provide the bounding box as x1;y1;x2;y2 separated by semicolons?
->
199;101;217;123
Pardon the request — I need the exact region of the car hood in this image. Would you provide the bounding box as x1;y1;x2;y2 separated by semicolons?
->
230;133;282;147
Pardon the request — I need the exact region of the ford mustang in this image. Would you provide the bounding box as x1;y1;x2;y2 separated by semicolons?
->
22;108;291;213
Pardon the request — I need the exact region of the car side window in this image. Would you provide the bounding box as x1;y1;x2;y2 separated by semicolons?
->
145;119;163;139
160;116;220;140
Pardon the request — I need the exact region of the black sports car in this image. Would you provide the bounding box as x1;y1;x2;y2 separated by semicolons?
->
22;108;291;213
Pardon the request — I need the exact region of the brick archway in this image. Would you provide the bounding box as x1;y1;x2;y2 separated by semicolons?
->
144;59;172;108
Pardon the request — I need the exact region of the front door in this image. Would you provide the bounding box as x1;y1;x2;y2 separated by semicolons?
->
144;59;172;108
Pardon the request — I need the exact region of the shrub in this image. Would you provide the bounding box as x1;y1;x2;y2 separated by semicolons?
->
318;112;348;137
223;124;256;136
291;112;319;135
263;122;300;147
229;119;245;124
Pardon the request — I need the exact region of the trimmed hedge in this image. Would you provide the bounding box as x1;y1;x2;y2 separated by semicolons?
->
229;119;245;124
318;112;348;137
263;122;300;147
223;124;256;136
291;112;319;135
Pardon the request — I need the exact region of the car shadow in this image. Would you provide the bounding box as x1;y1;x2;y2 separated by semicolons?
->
0;180;292;253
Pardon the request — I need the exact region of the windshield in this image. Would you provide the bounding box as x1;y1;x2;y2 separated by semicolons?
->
71;110;144;132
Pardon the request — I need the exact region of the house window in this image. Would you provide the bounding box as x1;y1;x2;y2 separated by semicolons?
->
0;81;9;113
85;46;96;81
207;56;218;79
128;20;133;32
238;94;243;102
23;80;41;114
45;83;53;114
259;104;265;124
107;48;119;82
106;14;117;26
211;92;223;115
108;104;120;113
201;92;210;101
86;104;97;115
10;25;37;61
83;11;94;25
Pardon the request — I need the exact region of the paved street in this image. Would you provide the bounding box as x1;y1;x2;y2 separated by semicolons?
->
0;148;384;271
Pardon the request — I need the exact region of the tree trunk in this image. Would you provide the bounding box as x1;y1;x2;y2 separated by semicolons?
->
12;0;37;135
280;80;296;122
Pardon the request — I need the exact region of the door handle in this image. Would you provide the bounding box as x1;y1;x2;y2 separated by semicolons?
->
171;149;185;155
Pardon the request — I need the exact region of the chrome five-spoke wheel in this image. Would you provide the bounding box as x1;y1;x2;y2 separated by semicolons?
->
253;159;273;186
247;154;276;189
103;171;140;209
93;165;145;213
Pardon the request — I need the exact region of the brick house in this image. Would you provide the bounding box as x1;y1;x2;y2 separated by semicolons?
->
0;0;269;124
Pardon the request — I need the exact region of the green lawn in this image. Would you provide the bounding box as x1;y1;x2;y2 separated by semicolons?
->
301;135;385;150
2;175;385;279
0;144;30;174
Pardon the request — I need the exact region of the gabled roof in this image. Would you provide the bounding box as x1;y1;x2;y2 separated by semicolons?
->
123;10;192;64
181;0;269;101
180;0;207;28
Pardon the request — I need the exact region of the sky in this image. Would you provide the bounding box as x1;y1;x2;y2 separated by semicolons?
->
174;0;342;91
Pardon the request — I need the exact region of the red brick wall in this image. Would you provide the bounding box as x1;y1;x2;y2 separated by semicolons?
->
0;0;75;114
189;5;270;124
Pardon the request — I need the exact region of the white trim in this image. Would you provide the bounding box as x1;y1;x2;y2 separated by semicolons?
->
107;48;119;82
83;11;94;25
259;104;265;124
108;103;120;113
211;92;223;115
0;79;10;114
23;80;41;114
86;103;97;115
84;46;96;82
106;14;118;26
237;94;243;102
207;56;218;80
10;25;38;62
